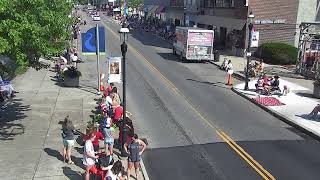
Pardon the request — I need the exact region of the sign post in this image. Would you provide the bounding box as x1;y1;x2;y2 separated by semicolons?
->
96;24;101;95
81;26;106;94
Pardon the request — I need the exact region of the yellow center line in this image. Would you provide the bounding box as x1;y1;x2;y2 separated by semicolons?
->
101;21;276;180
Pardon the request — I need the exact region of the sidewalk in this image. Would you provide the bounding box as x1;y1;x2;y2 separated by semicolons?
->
233;79;320;139
210;53;314;90
210;53;320;138
0;58;146;179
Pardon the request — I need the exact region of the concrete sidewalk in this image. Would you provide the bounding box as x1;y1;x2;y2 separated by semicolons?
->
233;79;320;139
0;58;145;179
210;53;320;139
210;54;314;90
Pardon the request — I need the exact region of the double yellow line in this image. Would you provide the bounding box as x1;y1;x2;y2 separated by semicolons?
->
101;20;276;180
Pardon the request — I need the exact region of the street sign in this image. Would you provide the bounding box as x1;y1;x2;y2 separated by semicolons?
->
81;26;106;55
107;56;122;83
250;31;259;48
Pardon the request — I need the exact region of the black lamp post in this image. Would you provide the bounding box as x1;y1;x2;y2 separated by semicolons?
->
119;23;129;157
244;12;255;90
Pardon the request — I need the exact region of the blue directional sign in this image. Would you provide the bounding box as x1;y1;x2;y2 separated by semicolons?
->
81;27;106;55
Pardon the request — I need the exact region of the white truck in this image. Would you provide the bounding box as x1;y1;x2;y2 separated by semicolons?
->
173;27;214;62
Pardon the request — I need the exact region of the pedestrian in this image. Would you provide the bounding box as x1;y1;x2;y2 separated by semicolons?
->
104;83;114;97
105;160;125;180
226;60;233;86
92;129;104;153
102;116;114;156
71;52;79;67
83;129;99;180
119;117;134;146
112;100;123;123
125;134;147;180
61;116;75;164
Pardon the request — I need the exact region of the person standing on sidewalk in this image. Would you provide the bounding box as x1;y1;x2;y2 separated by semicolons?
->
102;116;115;156
83;129;99;180
61;116;75;164
125;134;147;180
226;60;233;86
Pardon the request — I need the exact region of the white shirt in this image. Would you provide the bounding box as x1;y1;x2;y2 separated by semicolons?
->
106;96;113;106
72;55;78;62
105;168;122;180
83;140;95;166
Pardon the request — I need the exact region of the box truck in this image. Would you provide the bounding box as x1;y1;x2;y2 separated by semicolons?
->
173;27;214;62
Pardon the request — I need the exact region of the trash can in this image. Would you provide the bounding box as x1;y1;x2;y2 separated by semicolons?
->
214;50;220;62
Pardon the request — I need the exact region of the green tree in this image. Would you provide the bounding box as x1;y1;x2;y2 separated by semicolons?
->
127;0;143;9
0;0;74;70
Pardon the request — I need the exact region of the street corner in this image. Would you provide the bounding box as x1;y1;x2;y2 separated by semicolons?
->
232;79;320;139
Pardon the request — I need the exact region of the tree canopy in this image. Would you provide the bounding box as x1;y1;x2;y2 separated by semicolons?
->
127;0;144;9
0;0;74;69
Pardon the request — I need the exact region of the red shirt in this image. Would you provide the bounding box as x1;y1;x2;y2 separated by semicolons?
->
92;131;104;147
113;106;123;122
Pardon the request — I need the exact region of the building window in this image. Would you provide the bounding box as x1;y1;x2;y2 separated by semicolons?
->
204;0;214;7
214;0;234;7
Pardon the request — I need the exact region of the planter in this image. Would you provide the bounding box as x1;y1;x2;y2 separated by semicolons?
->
313;83;320;98
64;76;79;87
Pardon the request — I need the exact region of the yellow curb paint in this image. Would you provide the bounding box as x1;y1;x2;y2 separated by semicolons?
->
102;21;276;180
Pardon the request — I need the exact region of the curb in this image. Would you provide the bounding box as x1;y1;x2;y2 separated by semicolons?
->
207;61;246;80
140;158;150;180
232;87;320;141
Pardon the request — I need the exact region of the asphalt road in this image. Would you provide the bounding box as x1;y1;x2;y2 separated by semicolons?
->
81;12;320;180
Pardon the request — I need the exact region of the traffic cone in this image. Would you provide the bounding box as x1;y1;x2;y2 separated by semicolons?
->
100;73;105;91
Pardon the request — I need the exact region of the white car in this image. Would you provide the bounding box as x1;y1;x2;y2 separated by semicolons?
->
93;15;100;21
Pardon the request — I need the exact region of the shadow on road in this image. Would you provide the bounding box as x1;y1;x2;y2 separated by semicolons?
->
186;78;229;90
0;98;30;140
130;30;172;49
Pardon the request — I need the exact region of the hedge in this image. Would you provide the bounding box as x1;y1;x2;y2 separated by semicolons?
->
260;43;298;65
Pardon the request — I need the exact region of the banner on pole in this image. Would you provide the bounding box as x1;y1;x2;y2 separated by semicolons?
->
250;31;259;48
81;26;106;55
107;57;122;83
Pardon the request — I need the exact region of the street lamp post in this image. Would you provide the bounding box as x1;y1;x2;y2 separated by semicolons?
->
119;23;129;157
244;12;255;91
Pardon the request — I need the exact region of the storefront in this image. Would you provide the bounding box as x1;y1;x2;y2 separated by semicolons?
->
194;15;246;55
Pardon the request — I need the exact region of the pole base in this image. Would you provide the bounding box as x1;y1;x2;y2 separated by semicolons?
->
97;91;101;95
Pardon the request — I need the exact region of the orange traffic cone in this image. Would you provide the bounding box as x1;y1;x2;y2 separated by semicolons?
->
100;73;105;91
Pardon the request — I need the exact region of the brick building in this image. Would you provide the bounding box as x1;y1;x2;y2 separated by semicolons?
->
157;0;318;56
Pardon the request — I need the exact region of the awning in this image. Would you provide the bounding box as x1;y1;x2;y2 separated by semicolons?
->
195;15;246;30
155;6;166;14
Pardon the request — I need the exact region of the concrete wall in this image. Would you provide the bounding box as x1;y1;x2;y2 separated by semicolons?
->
295;0;317;46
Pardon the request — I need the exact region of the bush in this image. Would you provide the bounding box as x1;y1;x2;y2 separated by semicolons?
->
260;43;298;65
62;66;82;78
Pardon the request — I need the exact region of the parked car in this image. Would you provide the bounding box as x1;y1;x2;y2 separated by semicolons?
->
93;15;101;21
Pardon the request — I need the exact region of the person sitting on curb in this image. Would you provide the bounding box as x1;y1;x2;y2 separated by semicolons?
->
309;104;320;119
